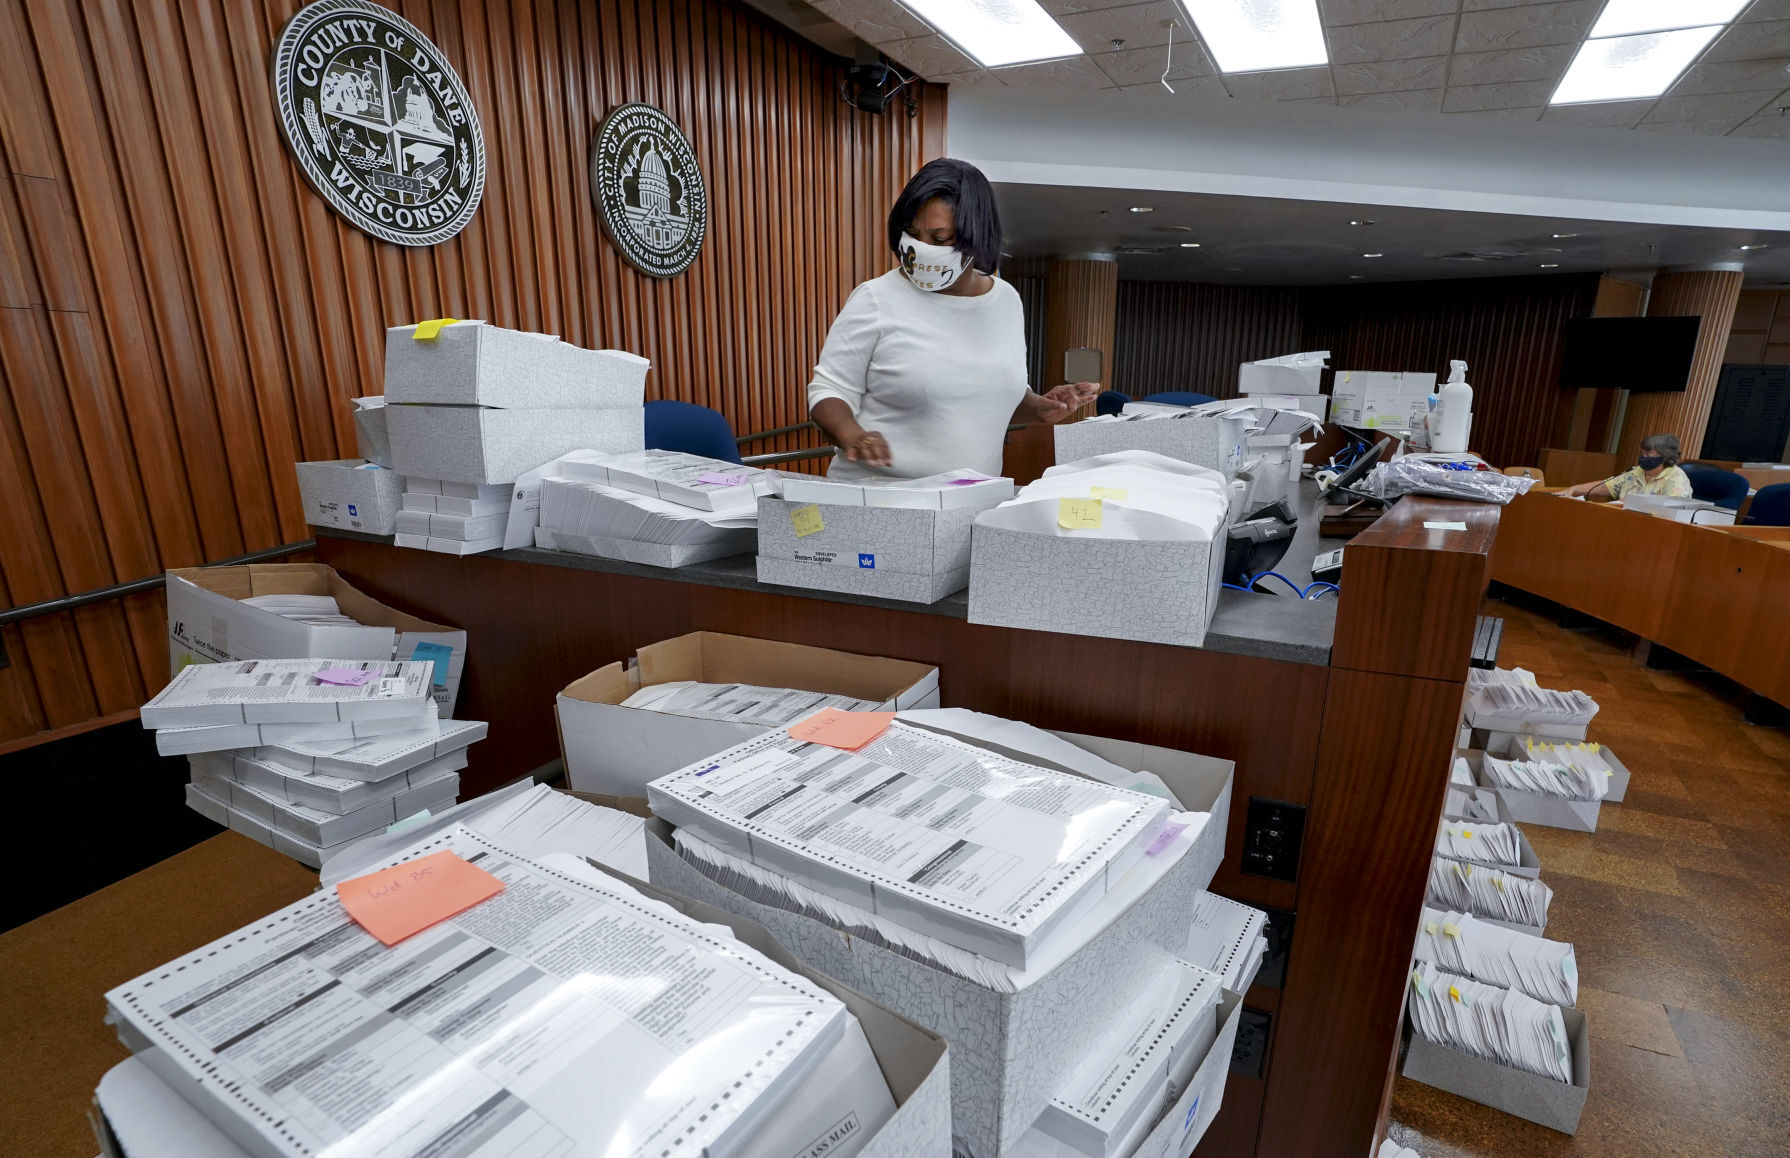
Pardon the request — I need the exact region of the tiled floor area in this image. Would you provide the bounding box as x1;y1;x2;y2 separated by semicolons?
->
1391;596;1790;1158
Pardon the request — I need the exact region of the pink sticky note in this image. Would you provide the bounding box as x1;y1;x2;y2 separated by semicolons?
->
1146;822;1189;856
787;708;896;751
697;471;749;487
336;850;505;946
315;667;377;686
949;476;991;485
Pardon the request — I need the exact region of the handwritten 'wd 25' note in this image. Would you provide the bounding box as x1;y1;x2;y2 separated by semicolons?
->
790;504;825;538
336;850;505;947
786;707;895;751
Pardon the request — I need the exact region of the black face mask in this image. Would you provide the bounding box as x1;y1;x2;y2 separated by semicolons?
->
1638;455;1664;471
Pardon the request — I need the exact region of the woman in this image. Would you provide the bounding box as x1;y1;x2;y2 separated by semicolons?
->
807;158;1099;480
1559;434;1693;500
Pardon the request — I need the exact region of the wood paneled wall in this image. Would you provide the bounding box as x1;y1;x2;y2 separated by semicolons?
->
0;0;943;748
1618;269;1743;464
1724;288;1790;366
1112;280;1303;398
1044;257;1117;391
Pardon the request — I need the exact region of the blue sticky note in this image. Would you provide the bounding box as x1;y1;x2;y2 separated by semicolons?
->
410;641;453;687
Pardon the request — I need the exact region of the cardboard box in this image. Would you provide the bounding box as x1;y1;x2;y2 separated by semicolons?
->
643;726;1233;1158
968;523;1221;649
1479;734;1630;803
1053;408;1250;479
534;525;753;568
166;564;466;717
756;495;992;604
383;321;649;410
351;397;391;468
1402;1006;1590;1135
387;402;645;486
1330;370;1435;429
555;632;940;797
1238;360;1323;395
294;459;402;535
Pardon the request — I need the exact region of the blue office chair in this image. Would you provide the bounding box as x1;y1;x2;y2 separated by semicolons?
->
1681;463;1748;511
1138;391;1218;407
1095;390;1132;417
1745;482;1790;526
643;399;742;463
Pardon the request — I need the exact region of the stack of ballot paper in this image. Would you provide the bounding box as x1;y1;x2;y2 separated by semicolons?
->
534;472;756;567
237;593;361;627
1407;962;1574;1084
561;448;776;513
1436;818;1523;868
648;720;1173;969
1428;857;1554;931
1414;907;1578;1007
394;476;512;555
1183;891;1270;994
155;702;440;757
780;468;1016;509
622;679;885;725
103;823;896;1158
1480;754;1611;802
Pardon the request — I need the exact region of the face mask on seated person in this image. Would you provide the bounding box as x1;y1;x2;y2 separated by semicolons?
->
1638;454;1664;471
898;233;968;292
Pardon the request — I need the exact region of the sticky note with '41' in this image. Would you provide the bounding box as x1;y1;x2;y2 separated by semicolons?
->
787;707;895;751
1058;498;1103;529
336;850;504;947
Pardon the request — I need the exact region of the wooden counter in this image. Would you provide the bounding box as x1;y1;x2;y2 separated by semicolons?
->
310;494;1499;1158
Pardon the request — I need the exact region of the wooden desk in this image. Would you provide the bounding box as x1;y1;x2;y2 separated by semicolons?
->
311;496;1499;1158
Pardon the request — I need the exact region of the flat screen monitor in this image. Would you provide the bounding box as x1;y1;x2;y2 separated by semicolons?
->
1559;316;1701;393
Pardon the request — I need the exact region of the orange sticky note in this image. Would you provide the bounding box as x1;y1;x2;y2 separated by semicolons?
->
335;850;504;947
787;707;895;751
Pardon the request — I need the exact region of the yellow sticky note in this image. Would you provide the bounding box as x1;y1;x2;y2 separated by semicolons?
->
1460;863;1473;878
1492;874;1506;892
790;504;824;538
1058;498;1103;530
1449;984;1463;1004
1443;921;1461;937
1090;486;1128;501
1461;829;1473;839
412;317;459;340
1424;921;1438;935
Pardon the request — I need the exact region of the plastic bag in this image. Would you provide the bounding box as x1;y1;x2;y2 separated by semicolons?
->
1365;460;1535;505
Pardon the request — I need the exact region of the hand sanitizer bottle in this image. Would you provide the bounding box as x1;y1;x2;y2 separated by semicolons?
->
1432;360;1473;454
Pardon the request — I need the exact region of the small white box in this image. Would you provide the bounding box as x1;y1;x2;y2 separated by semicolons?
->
384;321;649;410
424;535;504;555
295;459;401;534
400;492;436;513
351;397;391;468
1403;1007;1590;1135
1330;370;1435;430
1053;407;1251;479
555;631;940;798
394;509;430;536
403;476;444;495
387;402;645;485
756;495;994;604
1238;356;1325;395
428;511;508;540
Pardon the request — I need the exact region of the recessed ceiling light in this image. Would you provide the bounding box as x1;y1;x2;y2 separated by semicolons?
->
1129;206;1154;213
1591;0;1747;38
893;0;1080;68
1180;242;1201;248
1349;219;1375;226
1348;274;1364;279
1363;253;1383;258
1552;233;1578;239
1741;243;1769;250
1172;0;1328;74
1552;26;1722;104
1541;263;1560;268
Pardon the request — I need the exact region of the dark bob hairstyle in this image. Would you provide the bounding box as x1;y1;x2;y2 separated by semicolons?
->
887;158;1003;275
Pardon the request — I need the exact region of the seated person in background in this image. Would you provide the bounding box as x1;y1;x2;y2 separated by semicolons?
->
1559;434;1692;500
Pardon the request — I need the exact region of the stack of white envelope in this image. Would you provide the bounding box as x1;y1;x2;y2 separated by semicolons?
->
1481;754;1611;802
394;477;512;555
1406;962;1574;1084
534;450;766;567
1466;666;1600;739
1427;858;1554;931
621;679;885;725
566;448;778;512
1435;819;1523;868
1413;907;1578;1007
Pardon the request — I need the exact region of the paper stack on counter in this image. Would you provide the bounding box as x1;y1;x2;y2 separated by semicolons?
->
102;823;891;1158
1481;754;1611;802
1414;907;1578;1007
1183;891;1270;994
622;679;885;725
394;476;513;555
236;592;362;628
1427;857;1554;933
1466;666;1599;739
779;468;1016;510
1406;962;1574;1084
534;470;757;568
648;719;1172;969
1435;818;1523;869
560;448;777;513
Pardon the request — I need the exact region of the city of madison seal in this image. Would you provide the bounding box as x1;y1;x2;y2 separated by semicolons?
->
593;103;707;278
273;0;485;246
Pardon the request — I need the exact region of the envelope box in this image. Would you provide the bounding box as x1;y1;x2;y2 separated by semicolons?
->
756;495;992;604
1402;1006;1590;1135
387;402;644;485
383;321;649;410
968;524;1221;649
1053;411;1249;479
165;564;467;718
351;397;391;468
644;727;1233;1158
555;631;941;798
294;459;402;535
1330;370;1436;407
1477;735;1630;803
1460;749;1621;833
1239;361;1323;394
1436;817;1542;879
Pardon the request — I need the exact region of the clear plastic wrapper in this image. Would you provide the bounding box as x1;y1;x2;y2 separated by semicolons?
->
1364;460;1535;504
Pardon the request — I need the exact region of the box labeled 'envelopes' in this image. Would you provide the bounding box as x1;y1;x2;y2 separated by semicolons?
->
383;321;649;410
294;459;402;535
756;493;997;604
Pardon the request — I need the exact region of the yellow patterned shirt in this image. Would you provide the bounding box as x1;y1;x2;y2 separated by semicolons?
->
1605;465;1692;499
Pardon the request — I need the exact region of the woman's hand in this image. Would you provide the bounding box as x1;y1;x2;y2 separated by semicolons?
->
1020;382;1102;425
840;429;892;466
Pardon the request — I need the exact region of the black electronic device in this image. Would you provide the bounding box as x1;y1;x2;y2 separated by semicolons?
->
1311;547;1344;582
1223;500;1298;587
1321;430;1390;506
1560;316;1701;393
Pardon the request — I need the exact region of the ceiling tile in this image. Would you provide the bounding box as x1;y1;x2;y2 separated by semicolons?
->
993;55;1120;89
1092;40;1217;85
1447;44;1575;87
1674;58;1790;96
1454;1;1599;53
1116;74;1233;96
1704;19;1790;63
808;0;933;43
1333;55;1449;94
1738;0;1790;19
1445;105;1547;120
1730;111;1790;136
942;68;1011;88
1320;0;1458;27
1224;66;1336;101
1055;1;1182;55
1338;88;1447;110
1441;79;1557;111
1328;14;1458;63
879;33;980;78
1542;99;1655;127
1642;90;1782;129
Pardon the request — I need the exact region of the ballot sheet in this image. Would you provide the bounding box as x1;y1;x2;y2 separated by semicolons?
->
622;680;884;727
154;704;441;757
1183;891;1269;994
106;825;846;1158
254;719;487;783
141;659;436;729
647;721;1170;967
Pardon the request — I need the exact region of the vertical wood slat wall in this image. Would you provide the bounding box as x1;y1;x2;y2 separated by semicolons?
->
1619;268;1745;464
1111;280;1304;399
0;0;942;749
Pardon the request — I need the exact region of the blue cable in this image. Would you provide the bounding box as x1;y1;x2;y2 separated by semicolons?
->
1221;582;1252;592
1249;571;1305;598
1305;582;1341;599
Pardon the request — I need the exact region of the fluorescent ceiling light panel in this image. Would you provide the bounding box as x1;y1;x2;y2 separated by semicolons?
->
1174;0;1328;74
1552;26;1720;104
896;0;1081;68
1589;0;1747;38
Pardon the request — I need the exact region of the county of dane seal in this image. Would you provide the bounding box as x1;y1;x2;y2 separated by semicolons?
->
593;103;708;279
272;0;485;246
